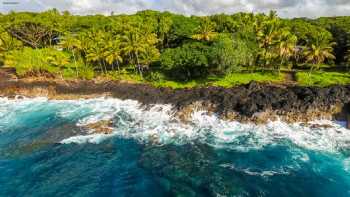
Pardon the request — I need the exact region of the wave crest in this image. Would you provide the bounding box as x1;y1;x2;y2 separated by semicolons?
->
0;97;349;154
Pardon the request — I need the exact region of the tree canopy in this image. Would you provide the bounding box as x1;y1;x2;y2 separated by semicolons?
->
0;9;347;81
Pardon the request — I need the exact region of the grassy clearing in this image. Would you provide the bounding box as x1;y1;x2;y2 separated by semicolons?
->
149;72;284;89
210;72;284;87
296;71;350;86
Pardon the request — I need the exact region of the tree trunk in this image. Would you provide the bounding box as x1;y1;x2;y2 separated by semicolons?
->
99;62;104;74
116;61;120;71
135;53;142;79
279;58;284;75
111;61;115;71
72;51;78;77
102;61;107;74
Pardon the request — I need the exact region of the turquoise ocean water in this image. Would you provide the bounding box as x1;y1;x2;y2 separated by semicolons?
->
0;97;349;196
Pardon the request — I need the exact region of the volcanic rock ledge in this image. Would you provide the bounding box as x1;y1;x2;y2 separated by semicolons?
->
0;79;350;125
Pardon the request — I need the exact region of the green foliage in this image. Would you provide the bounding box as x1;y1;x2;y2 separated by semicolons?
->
278;29;297;70
209;34;254;73
211;72;284;87
303;32;336;71
4;47;94;79
151;80;201;89
7;22;59;48
168;15;200;45
255;16;296;70
210;14;238;33
5;47;70;76
296;71;350;86
149;72;284;89
145;71;165;82
0;27;22;63
161;42;210;81
62;60;95;80
314;17;350;65
192;17;217;41
104;69;144;82
77;64;95;80
121;29;159;77
288;19;331;46
1;9;349;87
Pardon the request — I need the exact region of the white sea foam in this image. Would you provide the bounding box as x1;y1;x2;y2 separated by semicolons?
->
60;133;116;144
0;97;50;131
219;163;291;177
56;98;350;155
1;97;350;154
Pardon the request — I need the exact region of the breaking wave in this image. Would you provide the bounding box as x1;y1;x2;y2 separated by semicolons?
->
1;97;349;154
1;96;350;196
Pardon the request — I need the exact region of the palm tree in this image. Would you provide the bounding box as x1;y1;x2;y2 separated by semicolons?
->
192;17;217;42
268;10;278;20
0;35;7;61
157;14;173;50
121;29;158;78
85;45;105;73
103;38;123;71
121;30;145;77
256;19;280;68
278;30;297;71
344;38;350;70
0;29;22;61
83;30;111;74
59;35;82;76
304;34;336;72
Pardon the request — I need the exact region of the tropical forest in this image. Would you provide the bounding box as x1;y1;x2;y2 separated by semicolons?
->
1;9;350;88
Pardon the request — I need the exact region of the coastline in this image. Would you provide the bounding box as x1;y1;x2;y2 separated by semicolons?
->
1;77;350;125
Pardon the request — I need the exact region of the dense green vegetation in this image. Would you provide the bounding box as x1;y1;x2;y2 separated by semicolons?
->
296;71;350;87
0;9;350;87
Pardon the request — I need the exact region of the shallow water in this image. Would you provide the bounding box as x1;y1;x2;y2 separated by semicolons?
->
0;97;350;196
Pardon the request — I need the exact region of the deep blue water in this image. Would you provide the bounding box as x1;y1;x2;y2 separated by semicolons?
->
0;97;349;197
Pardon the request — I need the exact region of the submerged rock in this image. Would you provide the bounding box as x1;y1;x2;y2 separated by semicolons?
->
139;143;243;196
300;123;334;129
84;120;114;135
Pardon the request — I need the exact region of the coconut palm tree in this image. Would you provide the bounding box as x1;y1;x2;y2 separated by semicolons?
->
344;38;350;70
85;44;106;73
278;30;297;71
121;30;146;77
304;33;336;72
256;19;280;68
192;17;217;41
157;14;173;50
59;35;82;76
82;30;111;74
103;38;123;71
121;29;158;78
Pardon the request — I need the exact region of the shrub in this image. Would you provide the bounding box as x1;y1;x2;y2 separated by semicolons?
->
160;42;209;81
5;47;70;77
145;71;165;82
209;35;257;73
4;47;95;79
62;59;95;80
78;64;95;80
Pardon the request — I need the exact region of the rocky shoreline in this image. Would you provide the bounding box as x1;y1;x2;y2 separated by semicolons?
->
0;78;350;126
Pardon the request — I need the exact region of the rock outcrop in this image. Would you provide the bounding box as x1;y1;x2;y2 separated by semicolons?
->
84;120;114;135
0;78;350;124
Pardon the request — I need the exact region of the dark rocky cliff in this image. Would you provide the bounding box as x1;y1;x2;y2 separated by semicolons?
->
0;79;349;124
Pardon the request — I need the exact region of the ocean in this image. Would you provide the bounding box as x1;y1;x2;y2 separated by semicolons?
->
0;97;349;196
